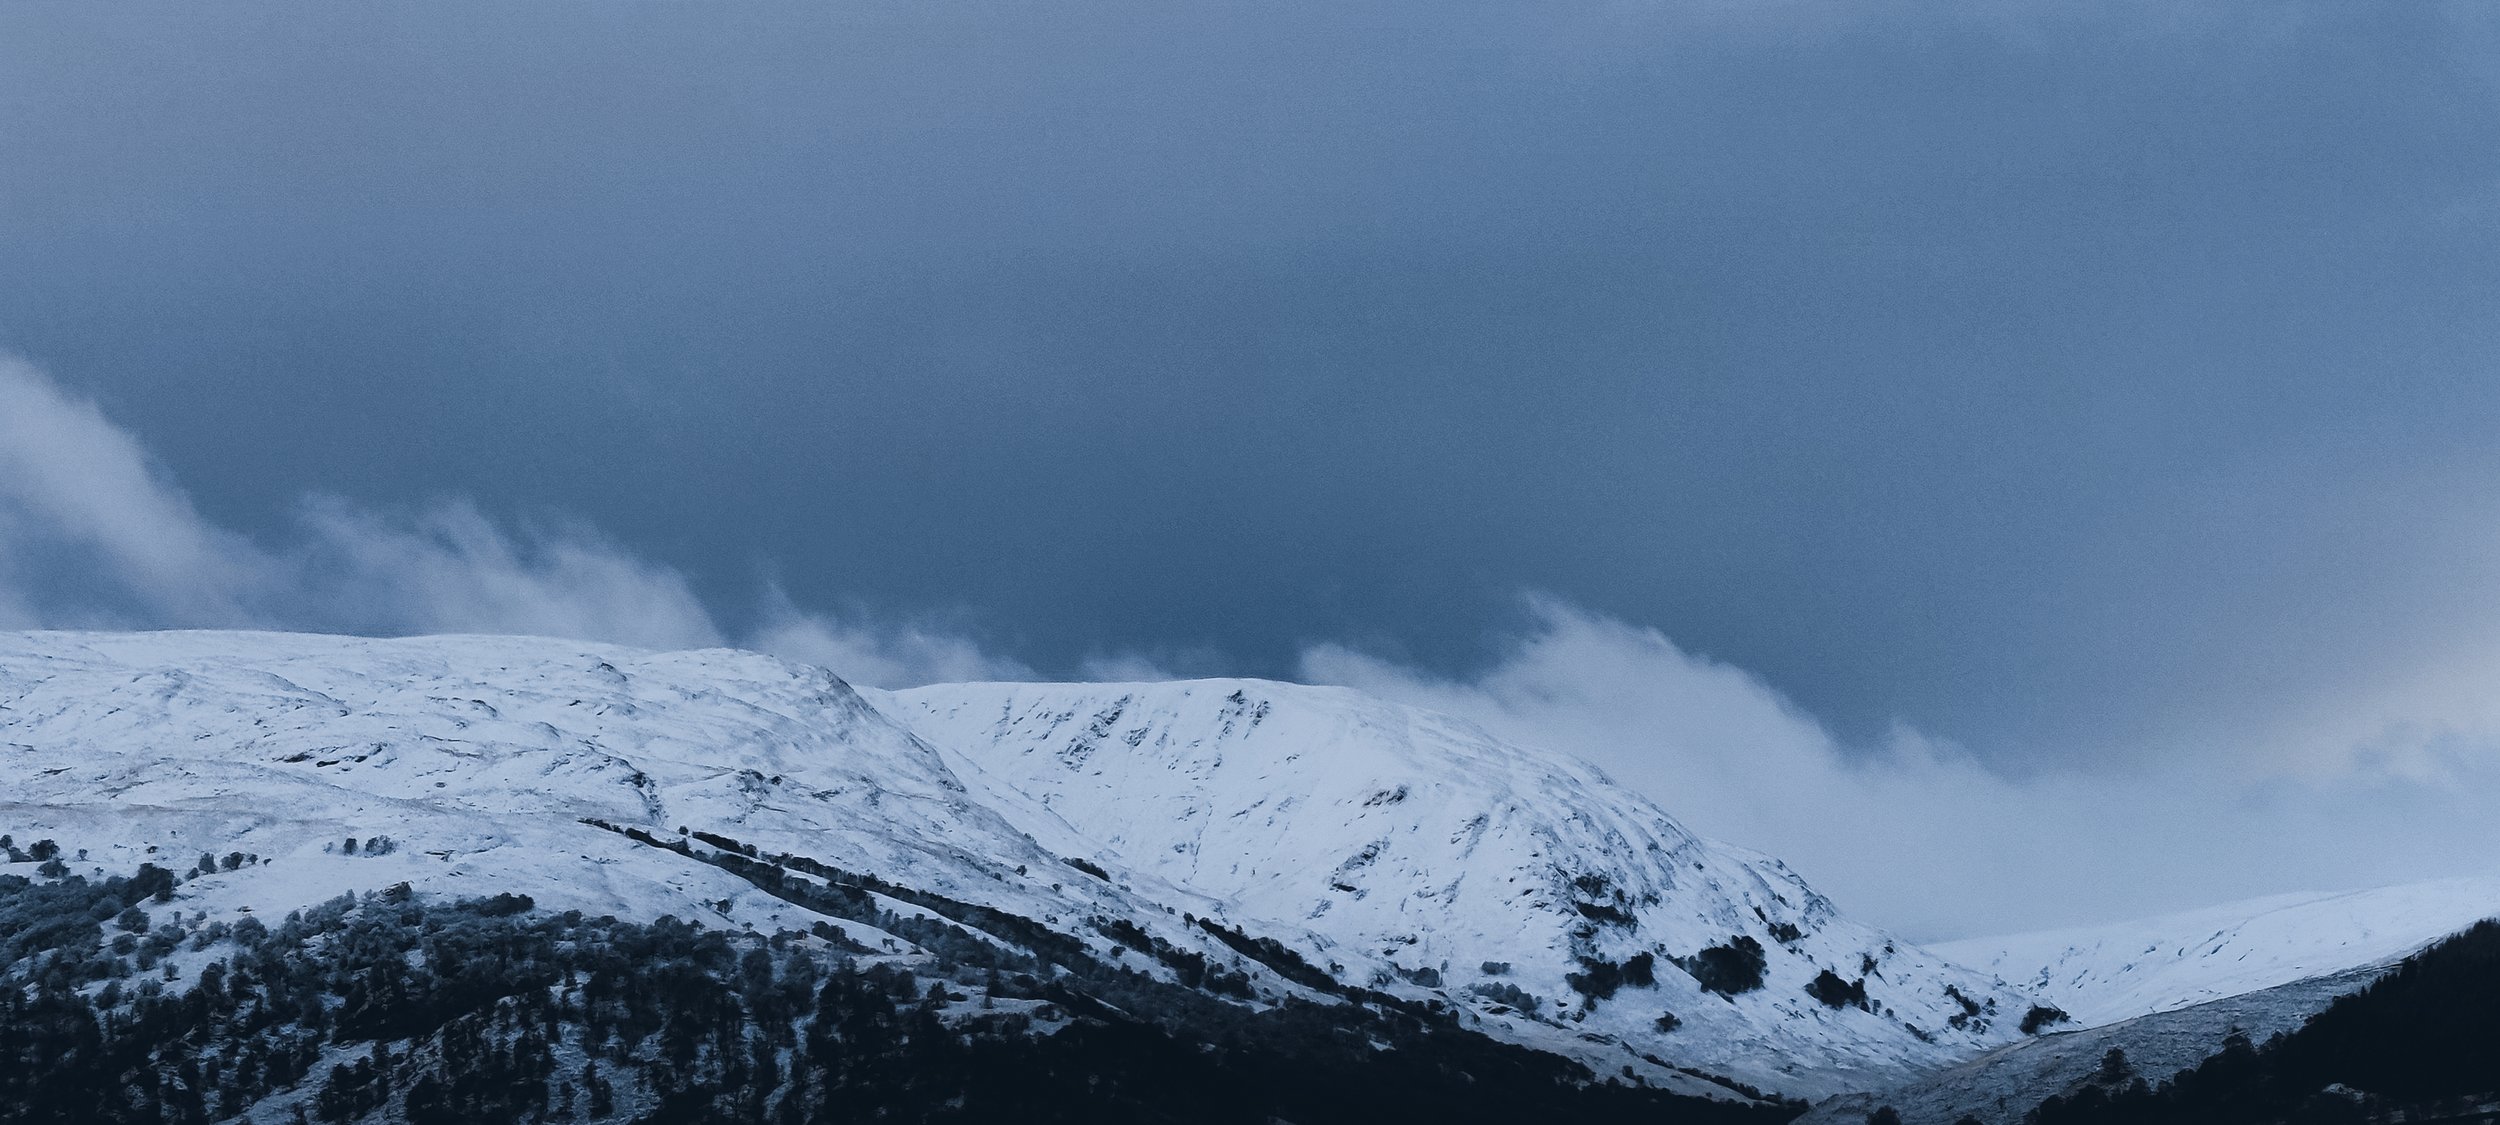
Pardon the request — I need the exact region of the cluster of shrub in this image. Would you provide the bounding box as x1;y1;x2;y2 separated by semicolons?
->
1940;984;1992;1031
0;819;1799;1125
1185;915;1340;995
0;856;182;984
3;835;80;879
595;821;1101;974
1568;872;1644;929
1569;951;1661;1002
1567;936;1772;1010
1468;978;1546;1014
2017;1003;2070;1035
188;851;264;877
1;836;60;864
1089;915;1254;997
1806;970;1869;1011
1677;938;1771;999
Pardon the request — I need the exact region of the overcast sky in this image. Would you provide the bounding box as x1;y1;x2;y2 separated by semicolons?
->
4;1;2499;938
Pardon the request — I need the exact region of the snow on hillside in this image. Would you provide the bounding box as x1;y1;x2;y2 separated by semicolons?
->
1934;877;2500;1029
884;678;2046;1096
1797;963;2391;1125
0;630;1225;975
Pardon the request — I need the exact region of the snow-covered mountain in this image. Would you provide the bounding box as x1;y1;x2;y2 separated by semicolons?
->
884;679;2043;1095
1933;877;2500;1029
0;630;1192;955
0;630;2048;1100
22;627;2489;1118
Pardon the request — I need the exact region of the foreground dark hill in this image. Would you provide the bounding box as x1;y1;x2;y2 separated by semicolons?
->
1807;878;2500;1125
2012;918;2500;1125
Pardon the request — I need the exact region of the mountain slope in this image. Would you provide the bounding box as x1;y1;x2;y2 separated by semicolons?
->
0;630;1267;1002
1797;964;2389;1125
1933;877;2500;1029
885;678;2047;1096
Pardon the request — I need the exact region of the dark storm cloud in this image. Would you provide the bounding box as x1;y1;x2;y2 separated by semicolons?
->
5;0;2500;927
0;354;1037;683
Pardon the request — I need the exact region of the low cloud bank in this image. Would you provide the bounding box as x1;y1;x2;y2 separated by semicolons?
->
0;356;1026;687
1303;597;2500;938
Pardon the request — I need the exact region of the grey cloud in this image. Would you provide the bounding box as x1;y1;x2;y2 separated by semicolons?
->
1305;596;2500;938
289;499;727;653
0;355;1018;688
0;357;256;624
748;588;1035;688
